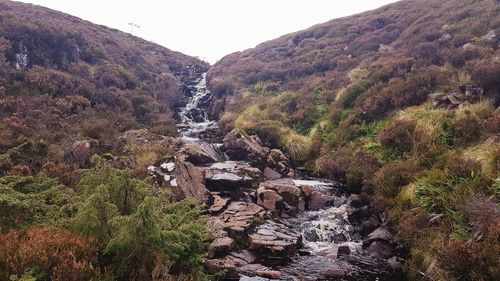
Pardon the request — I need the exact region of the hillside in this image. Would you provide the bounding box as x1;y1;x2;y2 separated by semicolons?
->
0;1;210;280
0;0;209;175
208;0;500;280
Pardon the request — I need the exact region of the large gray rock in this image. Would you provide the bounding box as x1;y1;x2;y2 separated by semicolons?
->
204;161;263;191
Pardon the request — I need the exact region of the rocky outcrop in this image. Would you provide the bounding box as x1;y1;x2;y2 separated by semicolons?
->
169;161;211;204
222;129;293;176
429;84;483;108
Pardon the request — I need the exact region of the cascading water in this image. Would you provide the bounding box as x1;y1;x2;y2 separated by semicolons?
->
176;74;401;281
178;73;218;142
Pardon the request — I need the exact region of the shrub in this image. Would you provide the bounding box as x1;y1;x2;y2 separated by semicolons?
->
379;119;417;155
280;131;312;162
0;227;98;281
451;113;483;146
374;160;421;198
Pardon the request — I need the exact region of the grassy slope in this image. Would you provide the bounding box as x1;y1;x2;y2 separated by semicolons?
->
208;0;500;280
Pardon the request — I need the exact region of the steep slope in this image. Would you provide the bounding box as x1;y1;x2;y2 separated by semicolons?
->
0;0;208;175
208;0;500;280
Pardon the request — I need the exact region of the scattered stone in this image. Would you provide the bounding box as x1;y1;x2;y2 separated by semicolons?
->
378;43;393;52
481;30;496;42
438;33;451;43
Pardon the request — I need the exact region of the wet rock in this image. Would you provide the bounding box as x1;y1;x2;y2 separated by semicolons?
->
337;245;351;257
364;227;393;246
181;142;227;164
264;167;282;180
257;179;305;212
172;161;210;204
208;237;237;258
204;250;258;277
301;185;335;210
208;193;231;214
317;246;338;259
249;220;302;259
367;241;395;259
347;205;373;223
359;220;379;236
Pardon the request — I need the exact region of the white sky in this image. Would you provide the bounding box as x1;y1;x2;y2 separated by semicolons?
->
15;0;399;64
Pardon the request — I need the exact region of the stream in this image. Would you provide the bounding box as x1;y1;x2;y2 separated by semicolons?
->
175;73;403;281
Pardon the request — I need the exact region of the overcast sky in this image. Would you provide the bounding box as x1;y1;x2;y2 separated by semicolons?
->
16;0;399;63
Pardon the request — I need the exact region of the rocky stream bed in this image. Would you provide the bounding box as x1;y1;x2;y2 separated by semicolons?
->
148;73;406;280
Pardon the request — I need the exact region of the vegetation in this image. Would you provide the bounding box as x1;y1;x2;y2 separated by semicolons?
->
0;1;209;280
209;0;500;280
0;156;208;281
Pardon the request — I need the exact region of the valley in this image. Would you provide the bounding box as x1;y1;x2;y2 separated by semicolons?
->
0;0;499;281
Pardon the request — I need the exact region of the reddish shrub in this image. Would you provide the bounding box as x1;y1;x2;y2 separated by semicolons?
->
0;227;98;281
379;119;417;154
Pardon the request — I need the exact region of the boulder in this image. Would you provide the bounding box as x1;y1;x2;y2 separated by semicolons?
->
172;161;210;204
70;140;92;163
181;142;227;164
363;227;393;246
367;241;395;259
337;245;351;257
208;237;237;258
264;167;282;180
249;220;302;259
222;129;293;176
301;185;335;210
205;161;263;191
222;129;269;167
257;179;304;212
